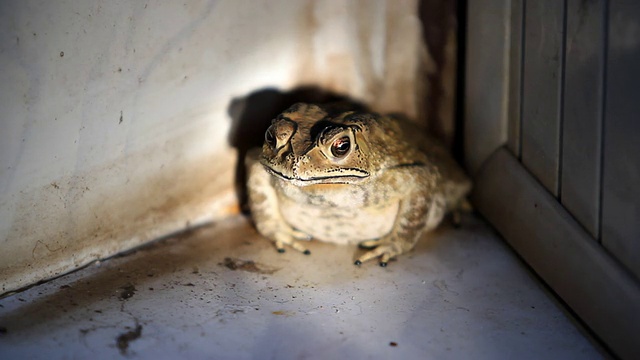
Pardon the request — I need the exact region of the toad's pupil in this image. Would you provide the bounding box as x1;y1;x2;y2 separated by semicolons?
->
332;137;350;156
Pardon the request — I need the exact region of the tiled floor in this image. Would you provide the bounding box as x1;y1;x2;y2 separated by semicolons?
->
0;215;605;359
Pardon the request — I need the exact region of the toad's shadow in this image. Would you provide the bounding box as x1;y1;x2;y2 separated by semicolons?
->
227;87;360;213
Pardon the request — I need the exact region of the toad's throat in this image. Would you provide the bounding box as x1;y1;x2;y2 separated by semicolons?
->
264;166;370;185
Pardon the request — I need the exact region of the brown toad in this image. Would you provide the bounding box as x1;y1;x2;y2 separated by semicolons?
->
246;103;471;266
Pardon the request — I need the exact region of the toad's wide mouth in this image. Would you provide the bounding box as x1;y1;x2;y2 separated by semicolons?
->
263;165;369;186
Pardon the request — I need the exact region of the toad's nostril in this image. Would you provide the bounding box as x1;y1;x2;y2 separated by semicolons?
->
269;118;298;150
265;127;276;148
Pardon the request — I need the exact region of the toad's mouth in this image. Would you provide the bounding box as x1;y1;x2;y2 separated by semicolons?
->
263;165;369;185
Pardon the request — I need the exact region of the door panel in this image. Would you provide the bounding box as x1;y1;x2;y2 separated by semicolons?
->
601;0;640;280
560;0;605;239
521;0;565;196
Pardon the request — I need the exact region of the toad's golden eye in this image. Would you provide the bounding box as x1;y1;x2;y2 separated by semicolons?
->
331;136;351;157
265;127;276;149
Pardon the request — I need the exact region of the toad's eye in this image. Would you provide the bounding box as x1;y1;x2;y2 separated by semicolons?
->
265;127;276;148
331;136;351;158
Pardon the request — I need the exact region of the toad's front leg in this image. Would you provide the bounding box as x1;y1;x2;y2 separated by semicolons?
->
355;193;446;267
247;159;312;255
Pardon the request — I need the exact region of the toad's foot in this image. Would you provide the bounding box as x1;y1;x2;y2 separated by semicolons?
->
354;242;403;267
273;229;312;255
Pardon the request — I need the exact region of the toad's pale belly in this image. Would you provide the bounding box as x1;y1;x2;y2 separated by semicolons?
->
278;198;399;245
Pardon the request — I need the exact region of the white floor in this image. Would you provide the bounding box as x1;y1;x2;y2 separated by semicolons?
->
0;215;606;359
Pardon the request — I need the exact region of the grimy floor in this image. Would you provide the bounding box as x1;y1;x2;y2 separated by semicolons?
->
0;215;605;359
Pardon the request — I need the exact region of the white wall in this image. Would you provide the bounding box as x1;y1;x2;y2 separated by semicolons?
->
0;0;425;294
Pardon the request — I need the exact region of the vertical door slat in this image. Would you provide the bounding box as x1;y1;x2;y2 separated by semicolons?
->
507;0;524;158
602;0;640;280
464;0;511;175
521;0;566;196
561;0;605;238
